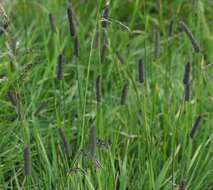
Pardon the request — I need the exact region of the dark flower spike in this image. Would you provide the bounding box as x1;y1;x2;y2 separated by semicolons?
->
168;19;174;37
183;62;191;85
120;83;128;105
67;6;80;57
138;59;145;83
74;36;80;57
184;83;190;102
67;7;76;37
89;125;96;158
96;75;101;103
57;53;65;80
23;146;31;176
58;128;72;156
179;21;201;53
189;115;202;138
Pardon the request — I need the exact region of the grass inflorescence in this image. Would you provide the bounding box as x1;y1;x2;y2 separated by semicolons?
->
23;146;31;176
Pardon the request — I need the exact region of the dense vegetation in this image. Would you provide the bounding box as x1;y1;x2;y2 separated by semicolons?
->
0;0;212;189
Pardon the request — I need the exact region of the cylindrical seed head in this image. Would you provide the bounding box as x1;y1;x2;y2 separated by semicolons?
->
58;128;72;156
23;146;31;176
138;59;145;83
183;62;191;85
189;115;202;138
57;53;65;80
179;21;201;53
67;7;76;37
89;125;96;157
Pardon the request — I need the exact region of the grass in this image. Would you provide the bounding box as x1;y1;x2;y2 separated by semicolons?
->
0;0;212;189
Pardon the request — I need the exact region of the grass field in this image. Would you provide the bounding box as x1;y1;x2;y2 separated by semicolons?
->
0;0;213;189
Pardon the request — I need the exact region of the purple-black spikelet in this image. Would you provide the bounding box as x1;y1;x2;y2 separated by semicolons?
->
138;59;145;83
183;62;191;85
67;7;76;37
74;36;80;57
184;83;190;102
179;21;201;53
57;53;65;80
189;115;202;138
23;146;31;176
67;6;80;57
58;128;71;156
89;125;96;157
168;20;174;37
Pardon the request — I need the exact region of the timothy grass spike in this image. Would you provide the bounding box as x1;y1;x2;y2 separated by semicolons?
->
23;146;31;176
138;59;145;83
183;62;191;85
168;20;173;37
189;115;202;138
67;7;76;37
179;21;201;53
89;125;96;157
57;53;65;80
184;83;190;102
58;128;71;156
67;6;80;57
74;36;80;57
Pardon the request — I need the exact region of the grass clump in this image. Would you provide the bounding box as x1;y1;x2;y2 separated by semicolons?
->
0;0;212;189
